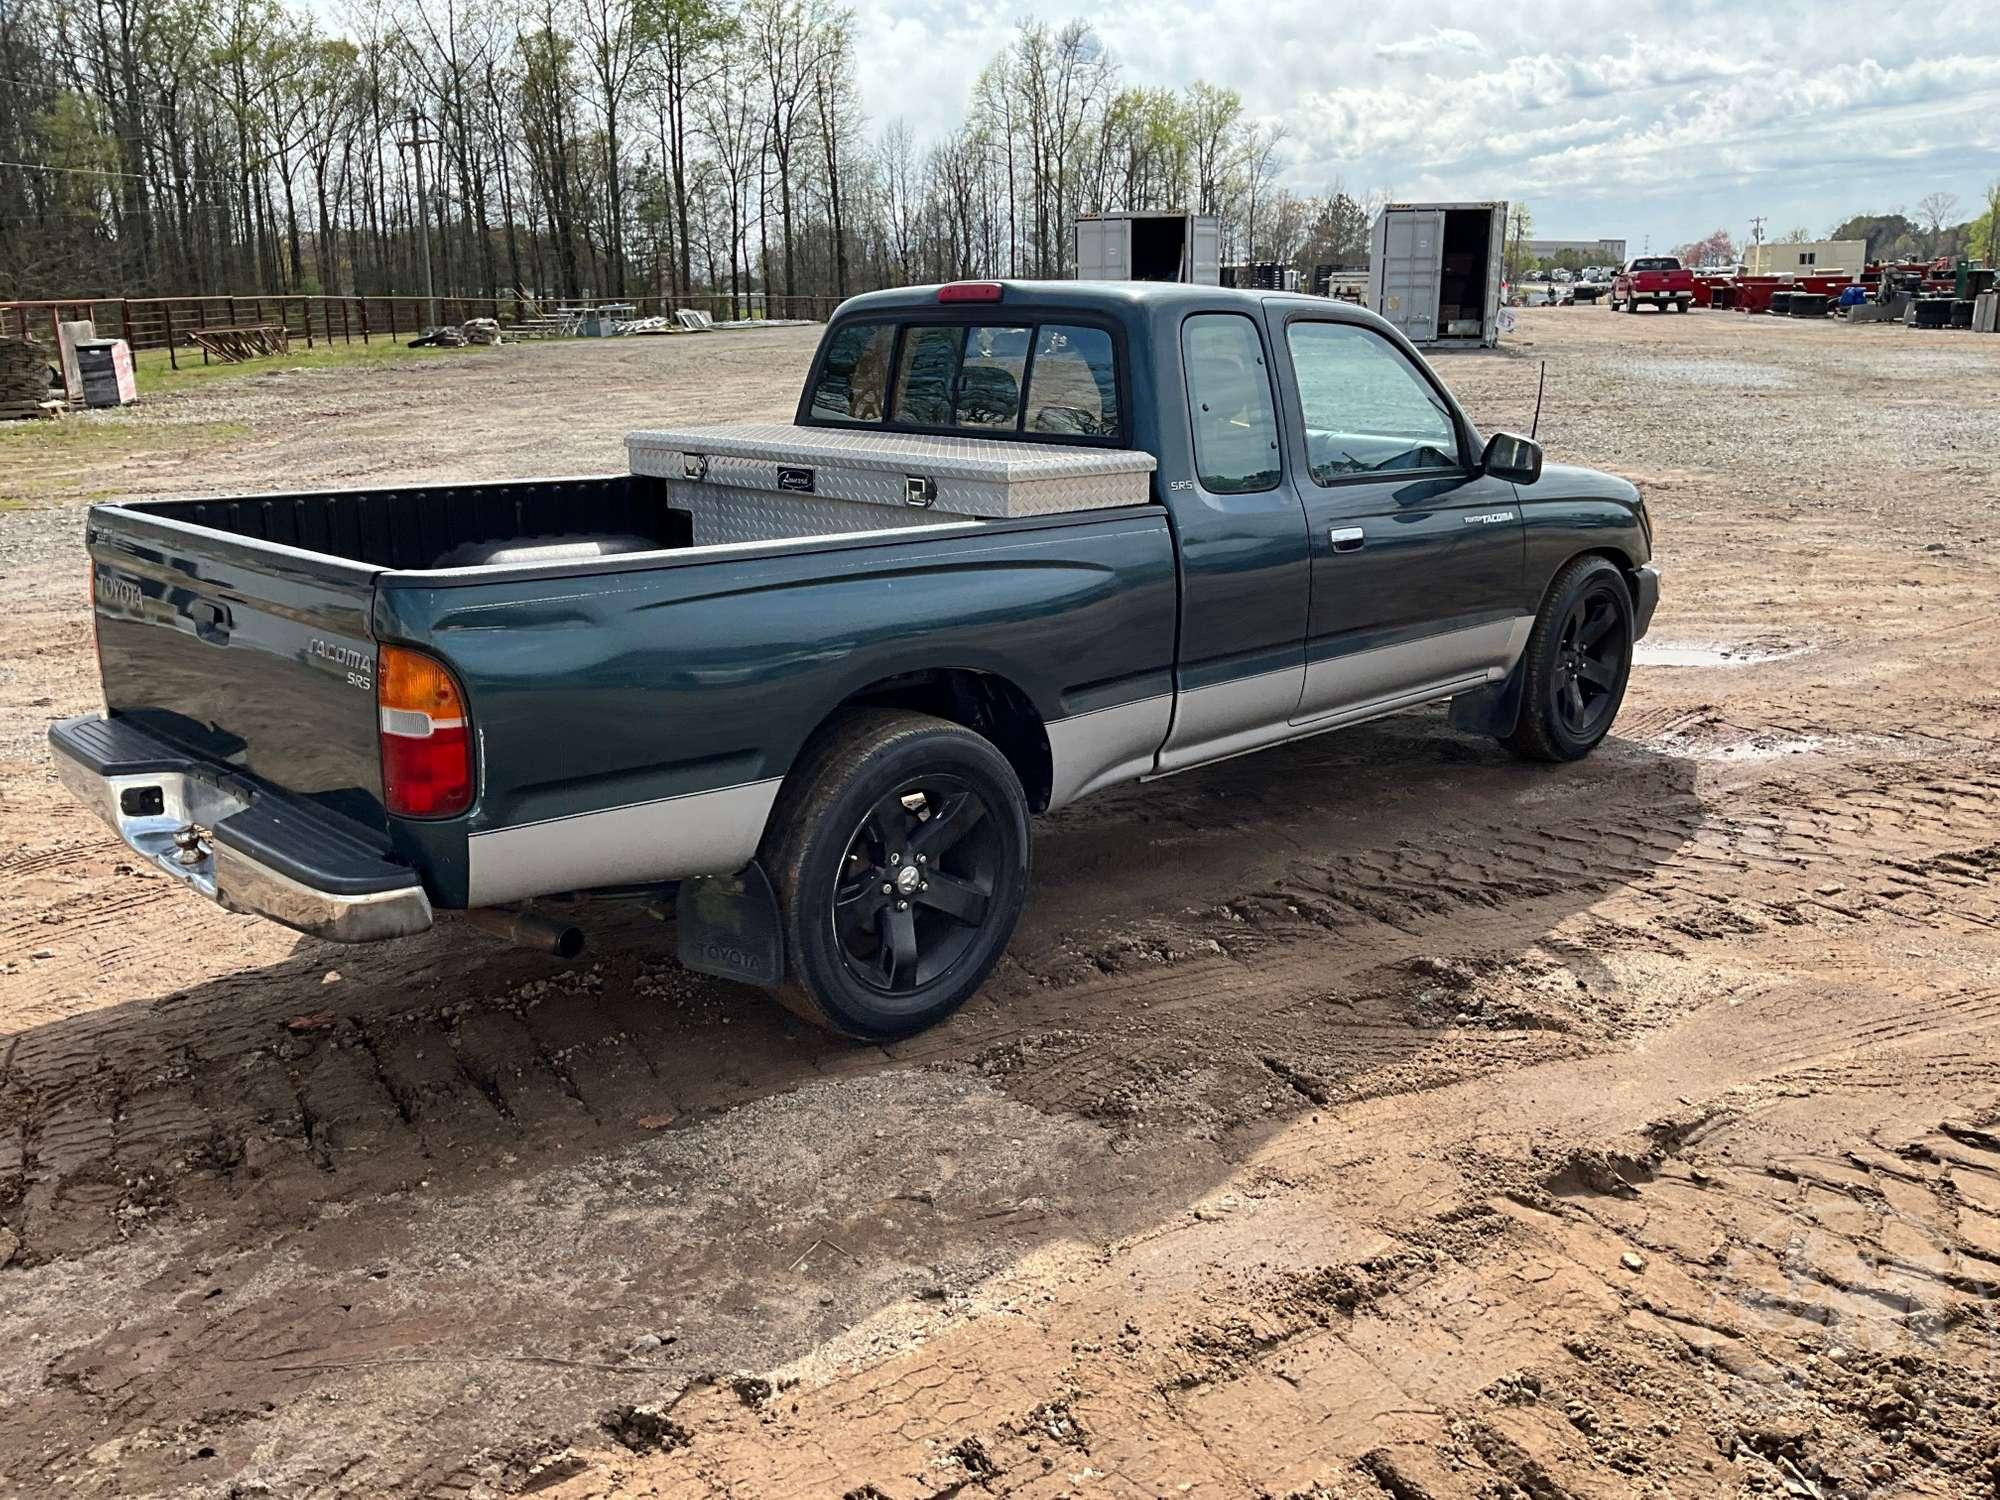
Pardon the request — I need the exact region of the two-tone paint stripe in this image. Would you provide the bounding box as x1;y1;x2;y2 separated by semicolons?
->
460;615;1536;907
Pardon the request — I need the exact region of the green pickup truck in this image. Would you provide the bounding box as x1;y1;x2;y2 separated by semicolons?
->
52;280;1659;1039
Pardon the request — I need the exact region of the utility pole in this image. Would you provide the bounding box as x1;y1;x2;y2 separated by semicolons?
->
1749;215;1766;275
399;108;440;327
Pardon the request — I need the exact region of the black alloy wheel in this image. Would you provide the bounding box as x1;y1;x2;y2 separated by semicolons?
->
831;776;1002;998
1551;586;1625;743
1499;555;1635;763
760;709;1031;1040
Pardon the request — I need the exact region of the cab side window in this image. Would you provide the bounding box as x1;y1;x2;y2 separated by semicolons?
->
1183;313;1280;494
1286;322;1460;484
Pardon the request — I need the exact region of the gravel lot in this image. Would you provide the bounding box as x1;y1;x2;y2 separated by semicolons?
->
2;308;1999;1498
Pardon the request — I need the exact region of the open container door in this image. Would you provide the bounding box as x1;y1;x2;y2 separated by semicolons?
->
1486;202;1509;344
1371;208;1445;343
1188;217;1221;285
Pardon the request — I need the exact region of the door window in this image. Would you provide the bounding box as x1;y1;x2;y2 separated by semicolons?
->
1183;313;1280;494
1286;322;1461;484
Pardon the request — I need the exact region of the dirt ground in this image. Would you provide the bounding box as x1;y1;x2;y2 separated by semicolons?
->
3;307;1999;1500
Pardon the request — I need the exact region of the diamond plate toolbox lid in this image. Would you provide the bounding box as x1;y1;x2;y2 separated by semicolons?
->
626;422;1155;519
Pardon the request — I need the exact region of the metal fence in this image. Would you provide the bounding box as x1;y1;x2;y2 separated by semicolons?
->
0;291;838;368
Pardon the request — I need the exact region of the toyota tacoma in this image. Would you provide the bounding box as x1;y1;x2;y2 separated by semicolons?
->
52;281;1660;1039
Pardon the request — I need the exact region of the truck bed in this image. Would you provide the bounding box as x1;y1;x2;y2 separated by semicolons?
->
138;473;690;571
82;467;1177;915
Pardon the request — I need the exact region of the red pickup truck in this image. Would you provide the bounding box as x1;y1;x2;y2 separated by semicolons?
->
1610;256;1696;314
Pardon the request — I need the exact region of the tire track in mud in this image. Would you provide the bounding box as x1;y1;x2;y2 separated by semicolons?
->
541;1057;2000;1500
0;762;1712;1264
8;748;2000;1268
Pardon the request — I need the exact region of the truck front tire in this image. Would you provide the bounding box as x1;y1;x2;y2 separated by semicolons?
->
759;709;1031;1040
1500;556;1635;763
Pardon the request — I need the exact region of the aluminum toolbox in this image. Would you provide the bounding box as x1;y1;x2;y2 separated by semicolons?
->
627;423;1155;547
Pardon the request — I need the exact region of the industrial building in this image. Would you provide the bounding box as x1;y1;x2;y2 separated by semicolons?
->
1526;237;1628;264
1745;239;1869;276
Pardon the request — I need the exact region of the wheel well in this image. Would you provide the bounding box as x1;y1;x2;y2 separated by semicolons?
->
819;668;1054;812
1563;546;1645;605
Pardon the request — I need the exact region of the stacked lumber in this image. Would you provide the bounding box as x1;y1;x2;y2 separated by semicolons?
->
0;337;60;420
190;325;289;363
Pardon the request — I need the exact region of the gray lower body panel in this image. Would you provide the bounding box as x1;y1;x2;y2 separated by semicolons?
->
1297;615;1533;723
1045;693;1174;810
466;777;784;906
1155;616;1535;777
1156;663;1307;774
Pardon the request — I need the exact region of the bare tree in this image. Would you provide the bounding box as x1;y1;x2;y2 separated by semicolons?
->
576;0;641;295
1916;191;1959;258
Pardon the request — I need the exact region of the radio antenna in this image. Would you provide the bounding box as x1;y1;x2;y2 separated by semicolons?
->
1530;360;1547;439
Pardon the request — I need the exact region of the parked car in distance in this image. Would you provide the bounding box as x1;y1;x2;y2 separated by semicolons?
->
1611;256;1697;314
53;281;1660;1042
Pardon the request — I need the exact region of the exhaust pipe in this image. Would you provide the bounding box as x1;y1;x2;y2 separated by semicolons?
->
462;907;586;960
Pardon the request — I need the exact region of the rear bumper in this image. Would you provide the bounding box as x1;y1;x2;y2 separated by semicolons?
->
48;714;433;944
1632;564;1661;640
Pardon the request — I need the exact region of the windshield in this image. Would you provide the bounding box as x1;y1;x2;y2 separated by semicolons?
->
1630;257;1681;272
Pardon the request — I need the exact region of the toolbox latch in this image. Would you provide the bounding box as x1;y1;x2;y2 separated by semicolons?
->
682;453;709;482
905;475;936;508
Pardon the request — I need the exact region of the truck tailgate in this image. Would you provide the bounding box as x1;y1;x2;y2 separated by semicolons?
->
86;504;389;830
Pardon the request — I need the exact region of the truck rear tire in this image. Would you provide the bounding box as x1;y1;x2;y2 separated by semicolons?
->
759;709;1031;1040
1499;556;1635;763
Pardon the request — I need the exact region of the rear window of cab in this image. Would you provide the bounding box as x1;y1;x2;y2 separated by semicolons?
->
807;318;1123;442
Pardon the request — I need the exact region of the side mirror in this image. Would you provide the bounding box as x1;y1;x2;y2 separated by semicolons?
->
1481;431;1544;484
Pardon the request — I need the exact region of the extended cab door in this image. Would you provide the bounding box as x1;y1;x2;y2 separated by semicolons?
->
1274;310;1526;723
1154;309;1312;772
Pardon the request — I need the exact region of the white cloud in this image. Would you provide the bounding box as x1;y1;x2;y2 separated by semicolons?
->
1374;27;1490;61
844;2;2000;247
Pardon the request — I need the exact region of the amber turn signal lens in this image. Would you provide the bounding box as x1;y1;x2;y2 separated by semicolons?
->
379;645;465;718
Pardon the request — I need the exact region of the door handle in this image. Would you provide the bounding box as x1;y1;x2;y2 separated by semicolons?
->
1329;526;1365;554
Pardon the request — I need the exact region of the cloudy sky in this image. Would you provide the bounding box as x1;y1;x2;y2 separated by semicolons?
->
852;0;2000;250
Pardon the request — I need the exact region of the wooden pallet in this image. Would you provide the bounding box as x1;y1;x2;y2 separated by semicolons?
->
0;399;64;421
189;325;290;363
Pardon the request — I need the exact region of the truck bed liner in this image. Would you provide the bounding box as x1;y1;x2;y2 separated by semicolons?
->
136;474;684;571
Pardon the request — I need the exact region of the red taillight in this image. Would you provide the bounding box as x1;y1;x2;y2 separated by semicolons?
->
378;645;473;818
938;281;1003;303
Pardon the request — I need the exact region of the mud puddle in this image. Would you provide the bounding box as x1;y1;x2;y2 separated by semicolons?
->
1635;639;1810;668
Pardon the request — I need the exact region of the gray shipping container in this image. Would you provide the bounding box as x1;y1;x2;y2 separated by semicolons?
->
1367;201;1507;348
1074;212;1221;285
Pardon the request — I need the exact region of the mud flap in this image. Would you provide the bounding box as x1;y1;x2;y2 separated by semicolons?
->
1449;660;1527;738
676;863;785;988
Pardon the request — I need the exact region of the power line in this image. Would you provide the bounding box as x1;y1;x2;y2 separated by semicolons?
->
0;67;208;121
0;156;251;187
